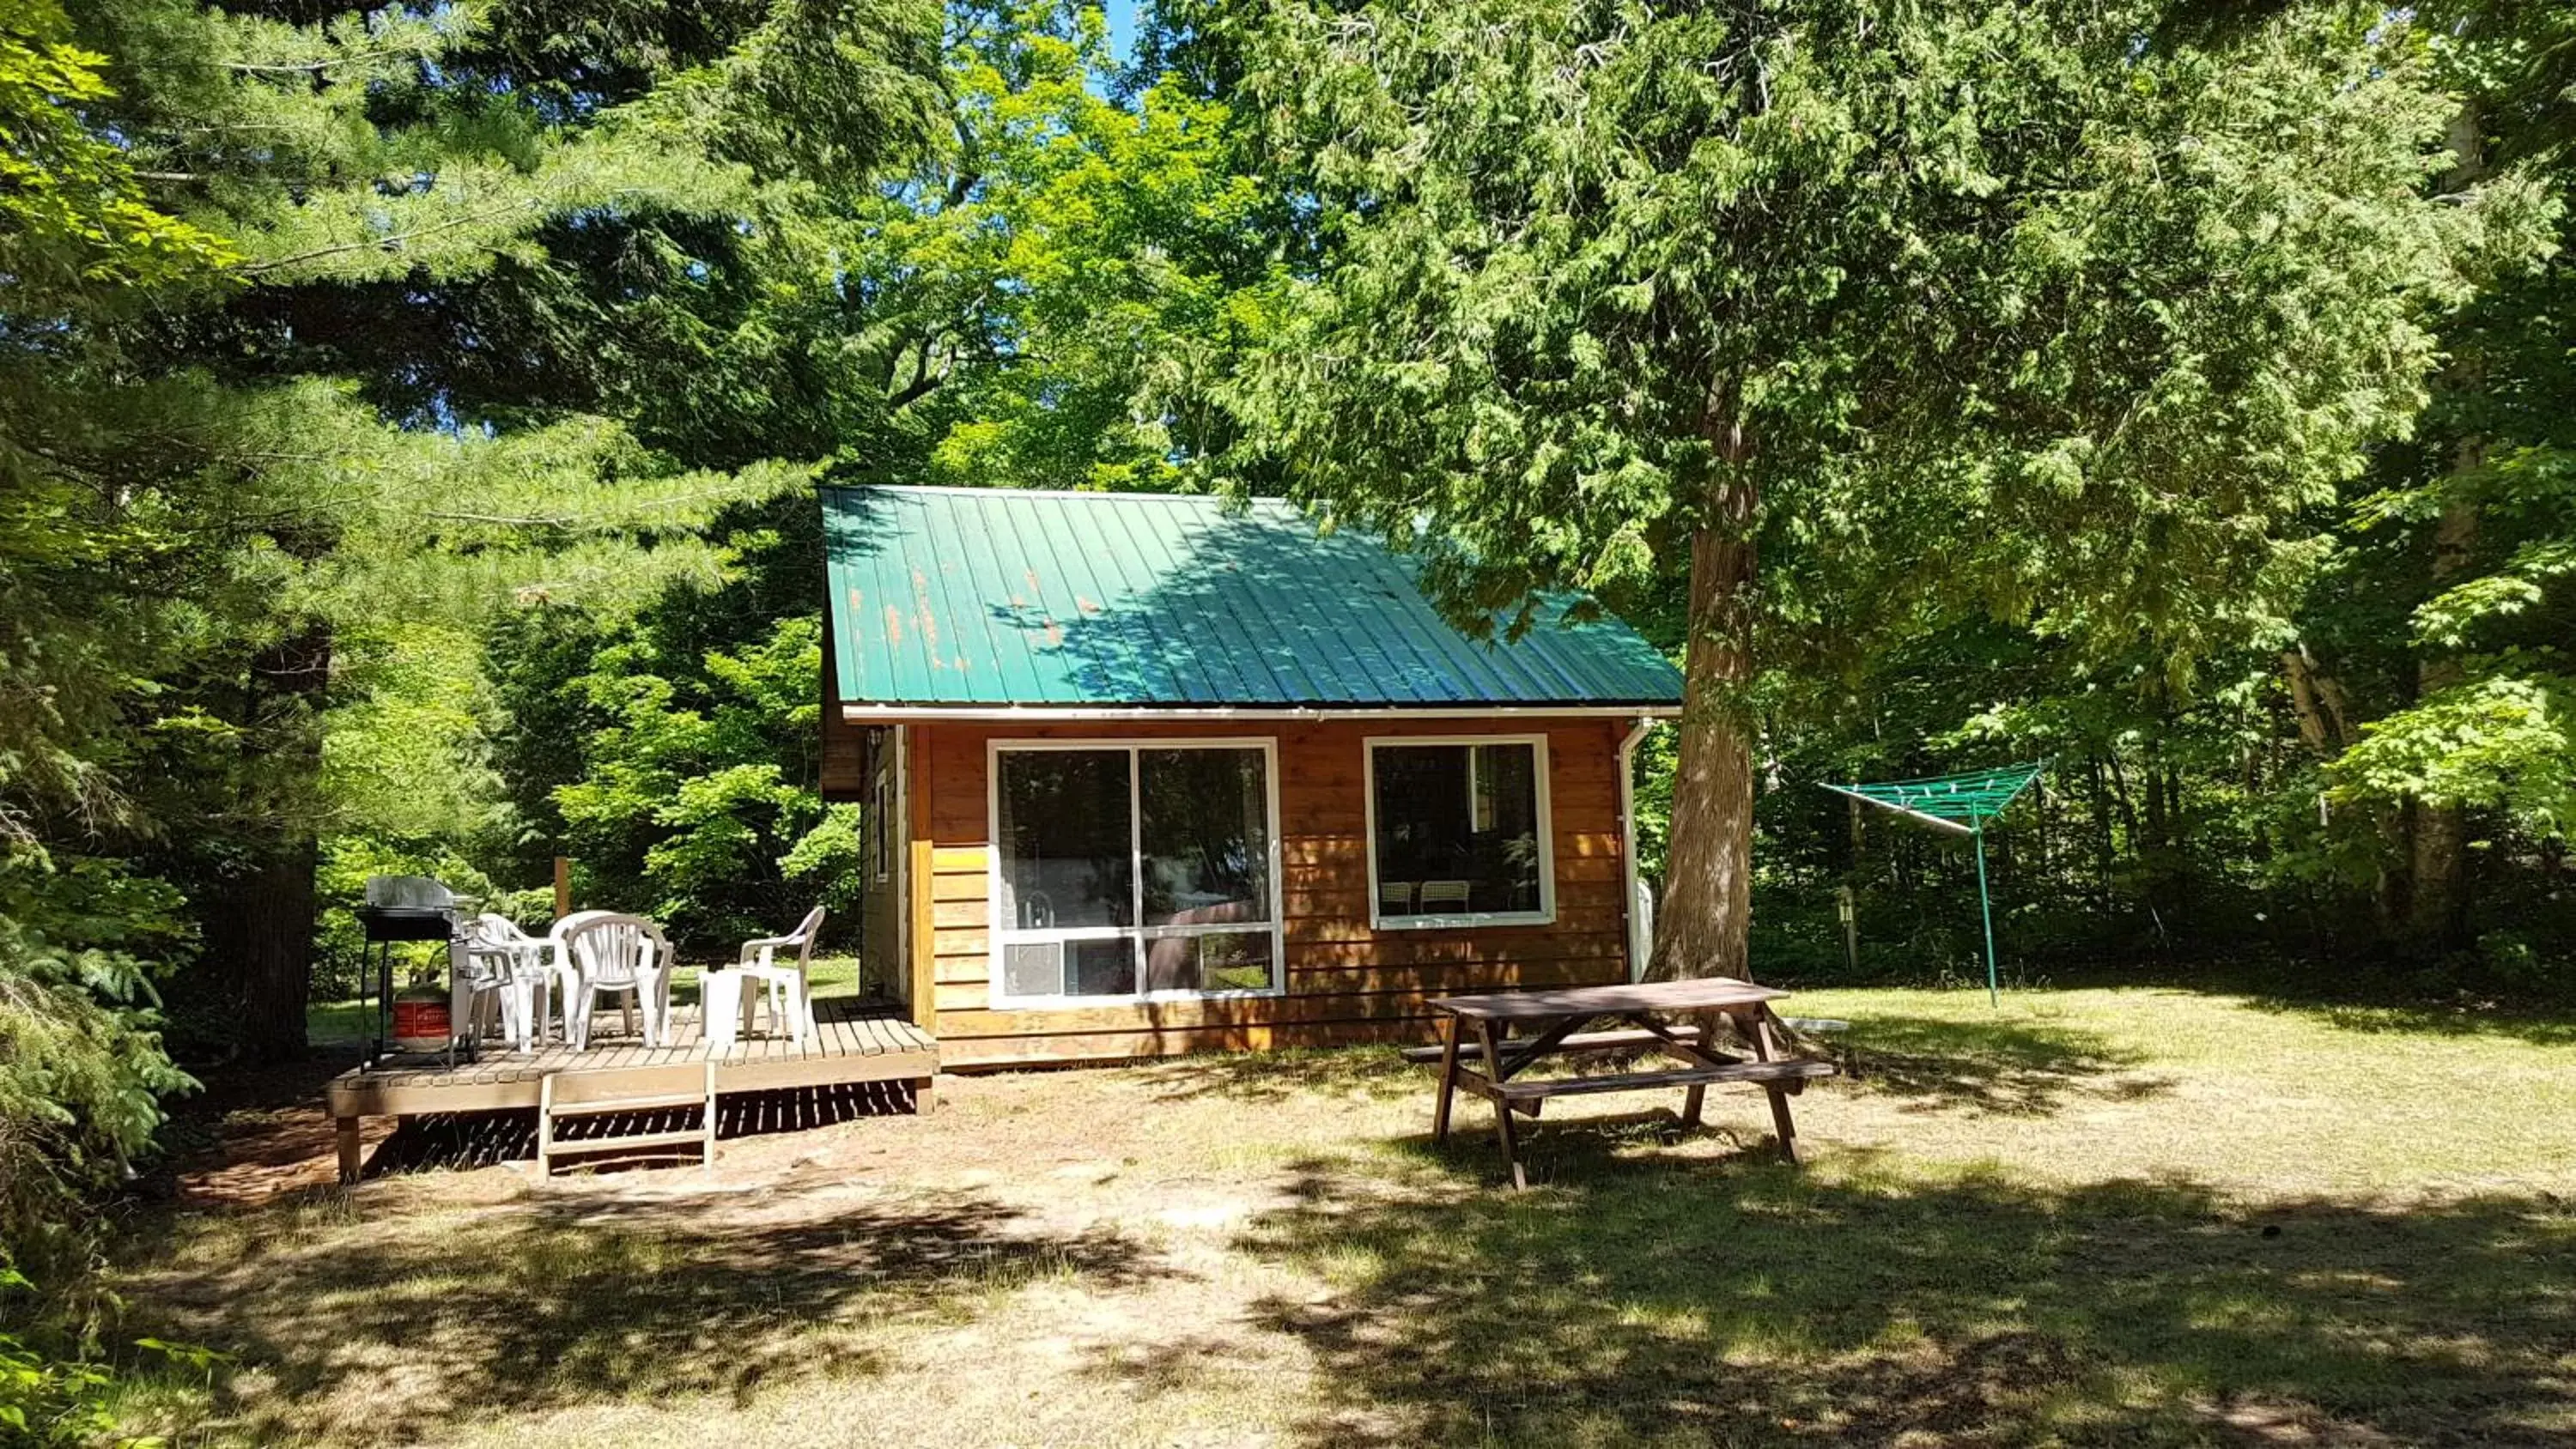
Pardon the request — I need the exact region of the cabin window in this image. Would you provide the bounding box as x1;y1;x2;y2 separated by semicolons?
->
866;743;896;884
1366;736;1553;928
991;740;1281;1004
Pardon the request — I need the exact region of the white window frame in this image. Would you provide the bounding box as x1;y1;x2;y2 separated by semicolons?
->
1364;733;1557;931
987;737;1285;1009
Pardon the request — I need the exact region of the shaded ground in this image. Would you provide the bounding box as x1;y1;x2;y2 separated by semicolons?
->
110;986;2576;1447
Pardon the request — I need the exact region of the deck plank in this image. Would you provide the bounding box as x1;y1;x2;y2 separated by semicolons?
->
327;997;934;1119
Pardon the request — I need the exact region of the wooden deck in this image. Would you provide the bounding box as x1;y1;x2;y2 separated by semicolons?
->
325;997;938;1178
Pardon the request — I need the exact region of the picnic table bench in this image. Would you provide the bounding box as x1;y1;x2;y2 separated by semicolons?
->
1417;978;1835;1189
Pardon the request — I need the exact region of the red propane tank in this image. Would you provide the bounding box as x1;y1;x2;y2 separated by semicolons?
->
392;989;451;1052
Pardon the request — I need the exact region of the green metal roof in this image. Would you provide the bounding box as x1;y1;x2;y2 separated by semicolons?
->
823;486;1683;711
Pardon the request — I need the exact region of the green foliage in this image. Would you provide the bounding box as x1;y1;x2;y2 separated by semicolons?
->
1230;0;2537;670
908;2;1273;489
499;1;1274;949
2256;0;2576;935
0;0;210;1312
1209;0;2564;979
0;850;196;1275
552;617;860;945
0;0;237;303
9;0;945;1067
2330;677;2573;830
3;0;943;1384
3;1260;223;1449
16;3;2576;1426
86;0;756;288
0;1309;117;1448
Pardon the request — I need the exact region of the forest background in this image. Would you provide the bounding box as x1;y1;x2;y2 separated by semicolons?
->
3;0;2572;1421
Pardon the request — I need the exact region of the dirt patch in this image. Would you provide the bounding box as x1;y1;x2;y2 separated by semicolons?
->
176;1105;391;1208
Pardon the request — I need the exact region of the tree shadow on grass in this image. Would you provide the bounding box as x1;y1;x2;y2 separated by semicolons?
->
2235;996;2576;1050
2039;959;2576;1050
1130;1044;1428;1106
118;1181;1166;1446
1831;1013;2166;1115
1206;1149;2576;1448
1123;1014;2160;1120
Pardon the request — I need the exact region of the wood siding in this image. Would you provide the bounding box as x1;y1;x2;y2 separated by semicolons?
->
908;716;1636;1068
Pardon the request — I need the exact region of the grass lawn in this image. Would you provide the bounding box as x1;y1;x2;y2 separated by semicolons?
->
112;983;2576;1447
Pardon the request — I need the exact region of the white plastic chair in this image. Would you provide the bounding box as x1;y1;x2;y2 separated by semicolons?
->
446;932;520;1065
458;913;567;1055
555;912;675;1051
717;905;825;1049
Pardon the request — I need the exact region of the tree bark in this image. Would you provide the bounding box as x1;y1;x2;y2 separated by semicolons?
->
1649;517;1759;981
2281;643;2356;755
200;835;320;1062
1649;381;1760;982
197;624;330;1063
2086;756;2114;913
2282;642;2405;928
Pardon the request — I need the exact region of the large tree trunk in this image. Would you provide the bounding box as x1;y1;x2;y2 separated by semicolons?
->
1648;463;1759;981
197;625;330;1063
2283;641;2408;932
200;835;320;1062
2280;644;2354;755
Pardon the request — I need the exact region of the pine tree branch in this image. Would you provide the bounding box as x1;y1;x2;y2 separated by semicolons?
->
224;44;427;77
239;199;543;276
422;487;754;529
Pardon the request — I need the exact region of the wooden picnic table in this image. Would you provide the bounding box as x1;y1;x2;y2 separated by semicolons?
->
1420;978;1836;1189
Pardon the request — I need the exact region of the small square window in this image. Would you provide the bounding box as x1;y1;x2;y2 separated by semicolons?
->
1369;738;1552;926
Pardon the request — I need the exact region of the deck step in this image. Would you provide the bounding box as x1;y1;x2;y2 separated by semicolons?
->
541;1126;714;1155
545;1091;708;1117
538;1060;716;1176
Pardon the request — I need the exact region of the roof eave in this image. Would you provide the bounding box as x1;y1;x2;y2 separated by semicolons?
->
839;700;1684;724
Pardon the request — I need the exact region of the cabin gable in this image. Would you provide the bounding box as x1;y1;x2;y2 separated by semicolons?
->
821;485;1681;1066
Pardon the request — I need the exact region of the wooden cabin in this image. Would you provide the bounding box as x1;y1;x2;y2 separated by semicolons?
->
818;485;1683;1068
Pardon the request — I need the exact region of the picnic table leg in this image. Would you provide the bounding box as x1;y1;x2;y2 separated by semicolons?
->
1476;1022;1526;1191
335;1115;363;1184
1431;1012;1464;1144
1747;1008;1801;1163
1679;1010;1716;1128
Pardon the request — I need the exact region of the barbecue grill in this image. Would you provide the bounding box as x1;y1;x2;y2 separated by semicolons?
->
358;876;463;1062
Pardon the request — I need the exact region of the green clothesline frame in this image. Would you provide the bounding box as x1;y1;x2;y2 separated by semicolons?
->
1821;763;2044;1007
